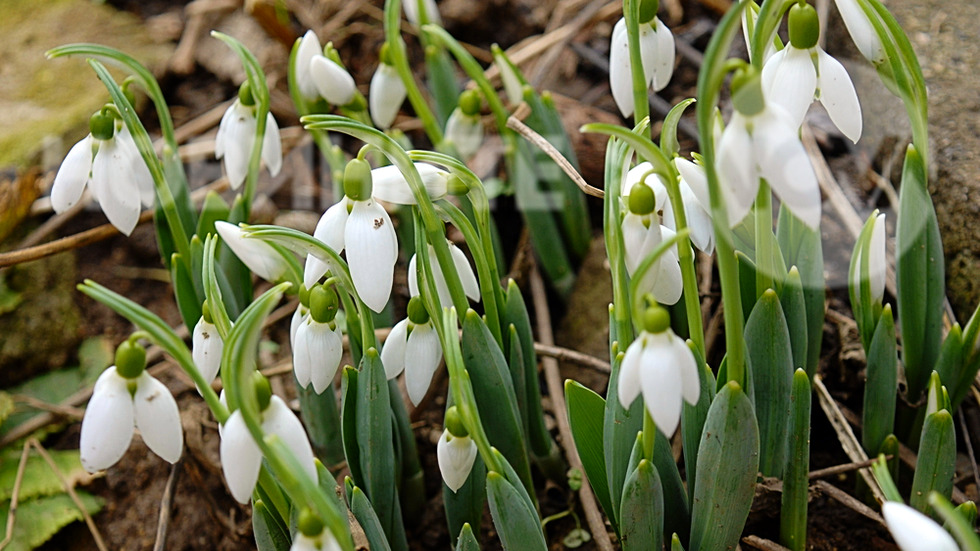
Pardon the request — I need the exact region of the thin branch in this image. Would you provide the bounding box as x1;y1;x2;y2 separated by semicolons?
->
506;115;605;198
153;461;182;551
0;441;31;551
30;439;108;551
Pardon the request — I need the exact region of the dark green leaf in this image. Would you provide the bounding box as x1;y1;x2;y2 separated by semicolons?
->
910;410;955;516
486;472;547;551
253;499;291;551
620;460;664;551
780;369;811;551
565;380;613;523
863;306;897;455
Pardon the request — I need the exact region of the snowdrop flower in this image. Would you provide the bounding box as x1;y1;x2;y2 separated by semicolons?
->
293;285;343;394
220;374;317;503
408;241;481;308
851;211;886;303
191;302;224;389
304;159;397;313
621;178;683;305
51;111;154;236
215;82;282;190
382;297;443;406
80;340;182;472
833;0;885;64
761;3;862;142
404;0;441;26
618;304;700;436
609;5;676;118
371;162;450;205
292;30;357;107
437;407;478;492
882;501;958;551
294;31;323;102
445;90;484;159
369;44;407;129
216;221;289;282
717;66;821;229
292;510;343;551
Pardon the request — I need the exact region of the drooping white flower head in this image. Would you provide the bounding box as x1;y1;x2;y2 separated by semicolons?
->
618;306;700;436
51;112;155;236
291;530;343;551
215;86;282;191
445;89;484;159
216;221;289;282
408;242;481;308
80;341;182;472
761;3;862;142
717;67;821;229
620;172;683;305
882;501;958;551
403;0;442;26
303;197;350;289
369;52;407;129
852;212;887;303
437;407;478;493
293;285;344;394
192;313;224;390
294;31;324;102
371;162;450;205
310;55;357;107
381;297;443;406
833;0;885;65
669;158;715;254
220;394;317;503
609;15;676;118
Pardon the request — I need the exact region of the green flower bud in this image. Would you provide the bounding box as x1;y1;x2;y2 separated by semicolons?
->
639;0;660;24
788;3;820;49
628;180;657;215
115;338;146;379
298;508;324;538
343;158;373;201
642;303;671;334
458;89;481;117
406;296;430;325
444;406;469;438
89;112;115;141
731;66;765;116
238;81;255;107
253;371;272;412
309;284;339;324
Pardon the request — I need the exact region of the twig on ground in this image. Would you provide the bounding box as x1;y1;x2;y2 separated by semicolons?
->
528;262;615;551
30;439;108;551
533;343;610;373
0;441;31;551
958;409;980;498
11;394;85;420
812;480;884;524
507;115;604;198
808;457;890;480
153;460;182;551
741;535;792;551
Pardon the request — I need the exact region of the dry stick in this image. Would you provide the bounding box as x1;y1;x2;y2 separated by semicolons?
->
527;263;615;551
0;441;32;551
741;535;792;551
153;461;182;551
812;375;886;503
12;394;85;420
29;438;109;551
957;409;980;494
812;480;884;524
506;115;604;198
526;0;611;88
533;343;610;373
808;457;889;480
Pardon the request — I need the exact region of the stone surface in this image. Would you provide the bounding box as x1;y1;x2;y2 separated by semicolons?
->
0;0;172;168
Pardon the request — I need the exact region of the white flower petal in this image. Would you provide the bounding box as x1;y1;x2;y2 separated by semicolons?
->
647;18;675;91
80;367;134;472
381;318;409;379
833;0;885;64
450;243;480;302
437;431;478;492
882;501;958;551
370;63;407;129
671;334;701;405
621;213;650;275
262;112;283;177
445;110;484;159
216;221;288;282
371;162;449;205
405;323;443;406
617;338;644;408
309;56;356;106
345;200;397;313
716;114;758;227
754;109;822;229
90;138;142;236
306;321;344;394
609;18;635;118
216;101;256;190
262;396;317;483
761;46;817;129
293;319;313;389
51;136;93;213
648;228;684;305
133;372;183;464
290;305;307;350
192;318;223;388
641;333;684;435
623;162;668;209
816;49;863;143
403;0;441;26
305;198;350;288
116;126;155;208
220;410;263;503
295;31;323;101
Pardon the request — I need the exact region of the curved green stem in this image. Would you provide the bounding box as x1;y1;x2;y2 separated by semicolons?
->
623;0;651;129
750;0;793;67
384;0;444;145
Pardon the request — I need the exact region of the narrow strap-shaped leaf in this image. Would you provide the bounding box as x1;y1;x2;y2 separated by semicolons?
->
424;45;458;125
565;380;614;525
253;500;291;551
780;267;808;372
660;98;697;159
934;326;967;411
297;378;346;467
653;428;690;544
736;251;759;324
744;289;793;477
171;253;202;331
681;349;716;504
780;369;811;551
350;485;394;551
689;382;760;551
931;493;980;551
389;379;425;526
604;348;644;533
910;410;955;516
444;453;487;542
777;204;825;379
620;460;665;551
340;368;364;507
863;306;897;456
486;472;547;551
456;523;481;551
506;325;530;443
